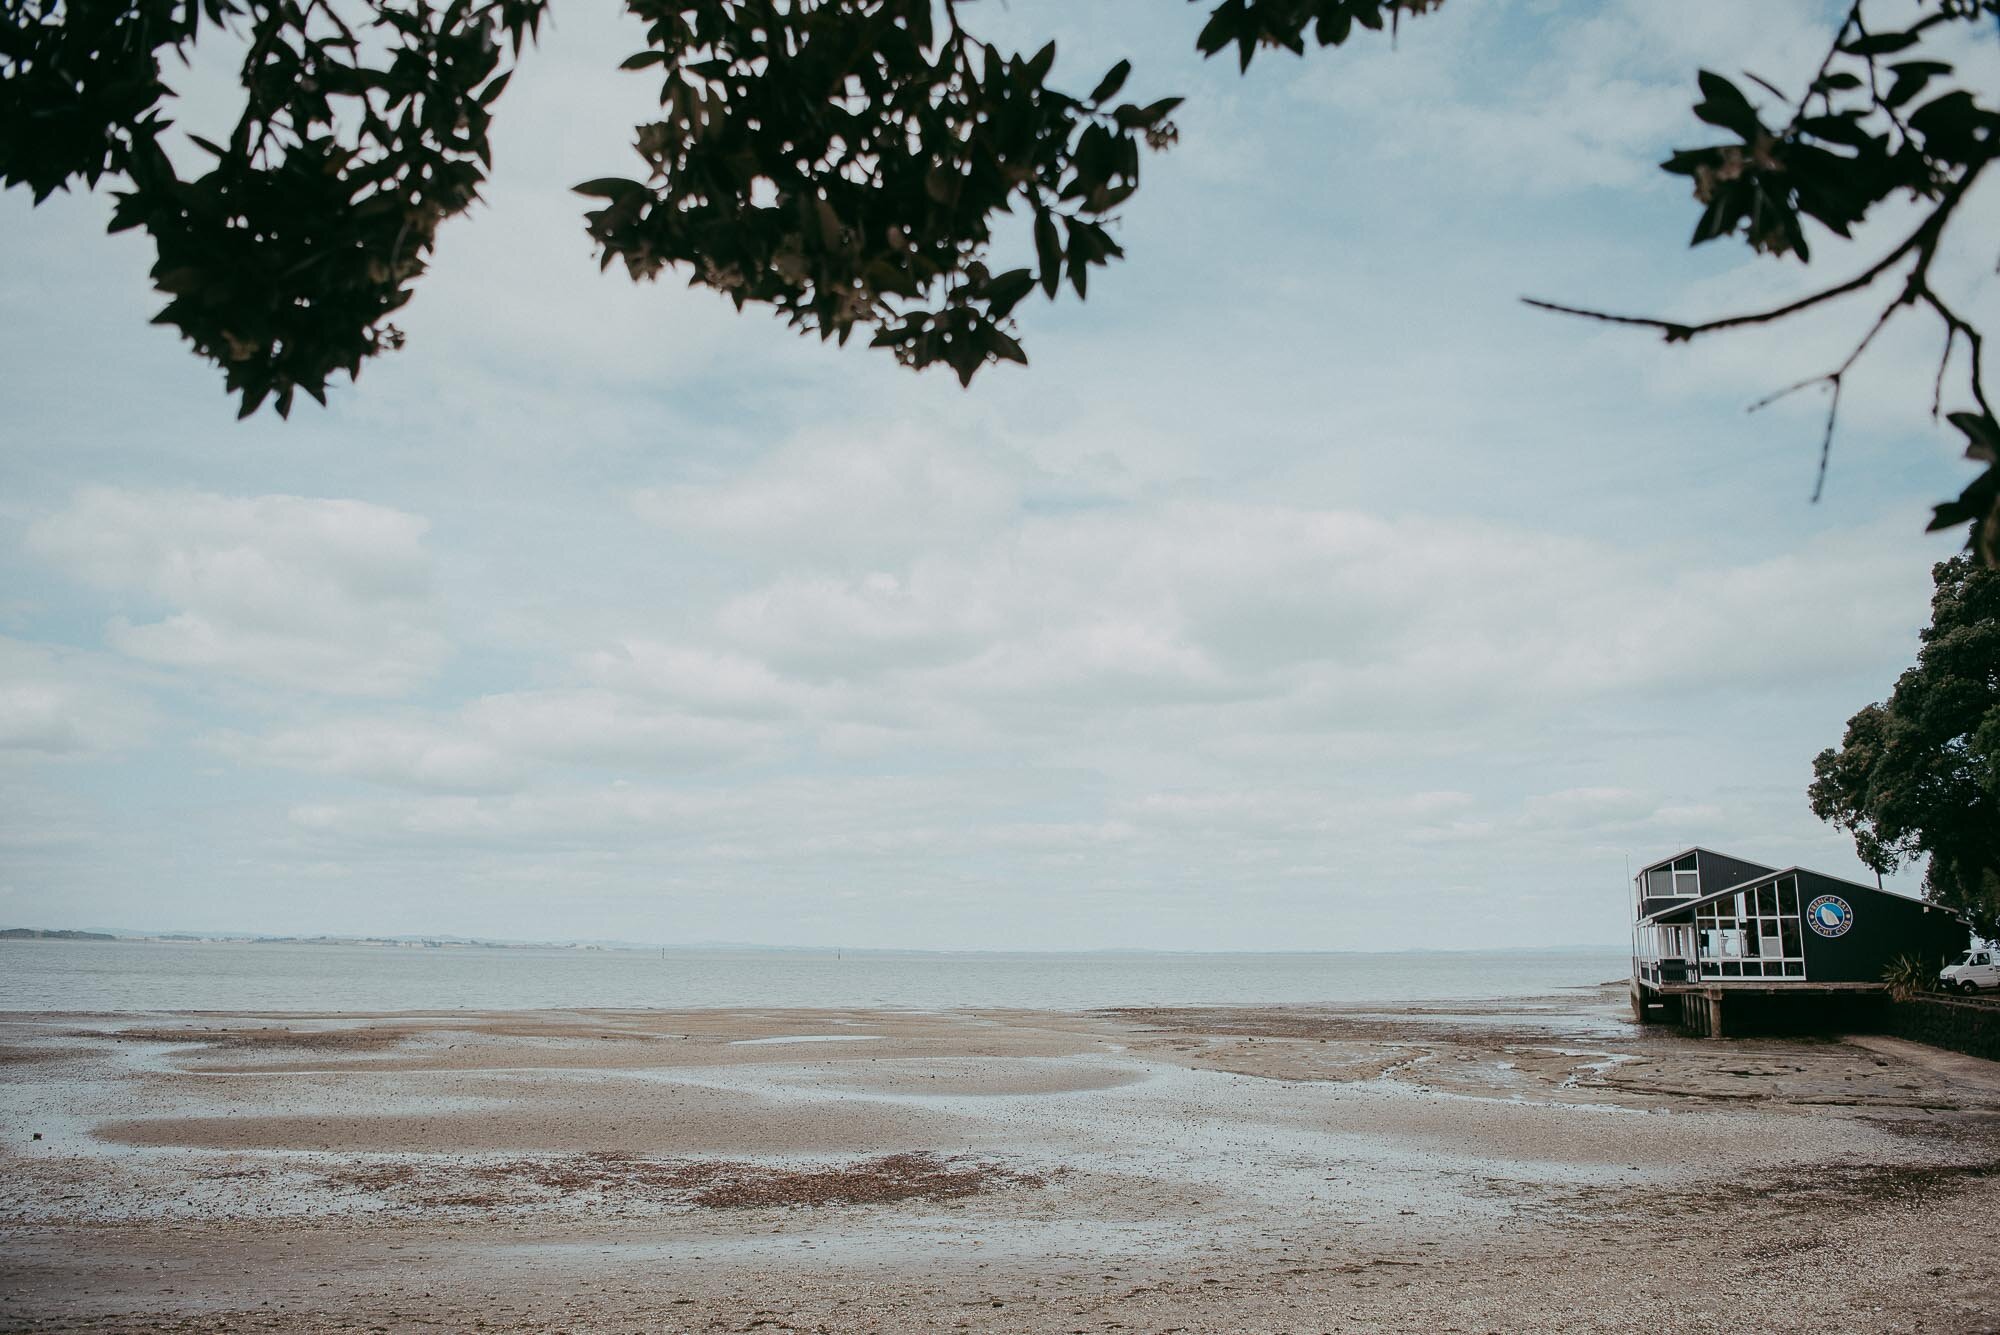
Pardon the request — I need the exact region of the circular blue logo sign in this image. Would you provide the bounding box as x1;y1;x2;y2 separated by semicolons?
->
1806;894;1854;938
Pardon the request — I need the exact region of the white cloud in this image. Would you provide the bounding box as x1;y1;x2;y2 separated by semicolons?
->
262;765;1859;952
715;567;1009;675
27;488;448;696
218;715;519;793
213;480;1928;852
703;495;1928;731
221;686;779;793
461;688;780;769
283;775;943;849
1289;0;1835;195
577;641;834;717
1520;786;1662;831
632;424;1036;566
0;638;152;754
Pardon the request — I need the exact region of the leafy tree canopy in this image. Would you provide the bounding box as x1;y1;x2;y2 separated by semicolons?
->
1;0;1996;558
1810;555;2000;935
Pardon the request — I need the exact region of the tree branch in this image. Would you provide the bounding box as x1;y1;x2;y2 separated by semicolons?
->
1518;167;1969;342
1915;280;1992;421
1787;1;1862;127
1747;298;1896;502
1524;149;1992;503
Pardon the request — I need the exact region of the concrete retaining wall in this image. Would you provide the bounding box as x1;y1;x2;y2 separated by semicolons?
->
1885;994;2000;1062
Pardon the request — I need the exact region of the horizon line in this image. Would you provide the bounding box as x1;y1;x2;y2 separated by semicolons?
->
1;927;1630;956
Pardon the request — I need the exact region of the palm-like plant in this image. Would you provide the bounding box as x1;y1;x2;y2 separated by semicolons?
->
1882;952;1944;1002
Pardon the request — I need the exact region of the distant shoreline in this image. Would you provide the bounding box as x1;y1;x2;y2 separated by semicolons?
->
0;929;594;950
0;939;1633;1014
0;930;1628;956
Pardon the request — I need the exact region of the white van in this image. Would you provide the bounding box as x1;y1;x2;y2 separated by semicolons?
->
1940;947;1999;995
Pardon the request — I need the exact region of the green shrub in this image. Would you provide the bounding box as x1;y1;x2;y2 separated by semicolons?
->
1882;952;1944;1002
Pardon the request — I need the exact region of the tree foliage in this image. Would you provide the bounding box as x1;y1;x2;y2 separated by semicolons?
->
579;1;1179;387
1810;556;2000;935
1;0;1996;556
1528;0;2000;565
3;0;545;416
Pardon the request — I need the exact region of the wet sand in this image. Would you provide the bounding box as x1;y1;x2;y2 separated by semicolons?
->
3;986;1998;1332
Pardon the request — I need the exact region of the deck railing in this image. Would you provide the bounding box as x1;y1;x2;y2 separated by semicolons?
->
1636;957;1692;985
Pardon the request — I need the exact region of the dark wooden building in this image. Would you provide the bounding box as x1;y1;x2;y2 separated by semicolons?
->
1629;847;1969;1036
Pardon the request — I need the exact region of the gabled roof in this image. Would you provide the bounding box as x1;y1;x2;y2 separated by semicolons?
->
1638;866;1962;925
1634;846;1702;876
1634;846;1776;878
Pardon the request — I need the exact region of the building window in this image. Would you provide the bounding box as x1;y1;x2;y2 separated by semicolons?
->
1694;878;1807;981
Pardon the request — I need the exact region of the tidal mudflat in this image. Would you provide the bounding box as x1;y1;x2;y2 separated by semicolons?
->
3;986;1997;1332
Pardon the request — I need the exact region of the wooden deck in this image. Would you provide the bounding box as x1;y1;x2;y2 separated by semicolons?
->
1651;981;1887;995
1633;979;1890;1038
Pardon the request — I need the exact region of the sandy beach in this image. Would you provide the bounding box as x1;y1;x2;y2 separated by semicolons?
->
4;985;1999;1333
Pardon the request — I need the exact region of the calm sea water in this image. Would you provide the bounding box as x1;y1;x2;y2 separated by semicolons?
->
0;941;1626;1013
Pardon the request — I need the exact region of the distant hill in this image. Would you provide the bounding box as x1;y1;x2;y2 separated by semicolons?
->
0;928;117;941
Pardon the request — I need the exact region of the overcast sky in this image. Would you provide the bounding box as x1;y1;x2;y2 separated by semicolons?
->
1;0;1991;950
